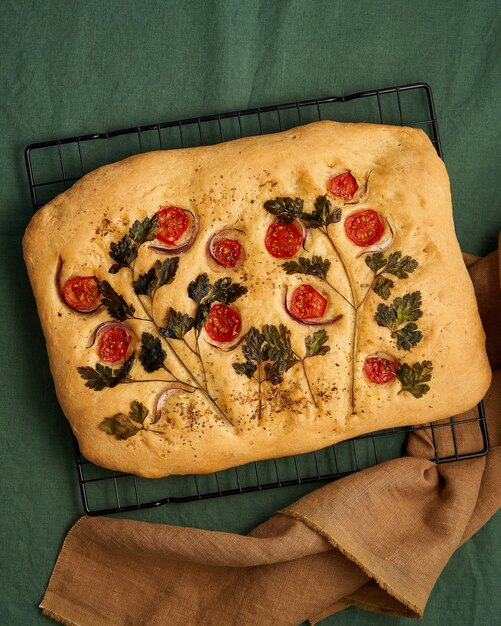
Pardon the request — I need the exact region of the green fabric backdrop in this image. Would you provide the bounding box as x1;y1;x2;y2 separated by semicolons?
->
1;1;500;624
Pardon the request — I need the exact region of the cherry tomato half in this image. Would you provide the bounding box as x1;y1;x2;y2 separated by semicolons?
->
204;303;242;343
329;172;358;200
98;327;131;363
265;220;303;258
212;238;242;269
63;276;101;312
364;356;398;384
344;209;384;247
156;206;190;245
289;285;328;320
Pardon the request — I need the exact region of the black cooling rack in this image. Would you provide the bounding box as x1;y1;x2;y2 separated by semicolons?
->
25;83;489;516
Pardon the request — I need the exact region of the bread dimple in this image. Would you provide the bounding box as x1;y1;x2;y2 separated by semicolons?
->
22;120;491;477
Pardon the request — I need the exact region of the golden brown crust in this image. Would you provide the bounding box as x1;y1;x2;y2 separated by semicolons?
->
23;121;491;477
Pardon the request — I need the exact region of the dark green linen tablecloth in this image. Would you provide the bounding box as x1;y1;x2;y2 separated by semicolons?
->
1;1;500;624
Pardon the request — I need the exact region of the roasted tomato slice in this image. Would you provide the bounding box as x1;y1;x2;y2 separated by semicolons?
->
156;206;190;245
344;209;384;247
63;276;101;312
204;303;241;343
265;220;303;258
211;238;242;269
329;172;358;200
364;356;398;384
98;326;131;363
289;285;328;320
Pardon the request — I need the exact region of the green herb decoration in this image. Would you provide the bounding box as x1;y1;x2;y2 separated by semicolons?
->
397;361;433;398
365;251;418;300
282;255;331;281
160;310;196;340
100;280;136;321
184;273;248;331
375;291;423;351
100;400;149;440
263;195;341;230
233;324;330;421
139;332;167;372
133;257;180;297
109;216;158;274
78;355;135;390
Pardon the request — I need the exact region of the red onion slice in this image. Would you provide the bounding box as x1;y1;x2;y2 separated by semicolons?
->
149;209;198;255
283;287;343;326
356;217;394;257
207;228;246;270
153;383;195;424
346;169;372;205
87;321;136;363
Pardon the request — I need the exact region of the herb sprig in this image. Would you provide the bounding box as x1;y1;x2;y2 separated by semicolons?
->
364;251;418;302
100;400;150;440
375;291;423;351
233;325;330;421
397;360;433;398
160;273;248;397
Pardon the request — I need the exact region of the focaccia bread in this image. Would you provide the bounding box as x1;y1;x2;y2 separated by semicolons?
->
23;121;491;478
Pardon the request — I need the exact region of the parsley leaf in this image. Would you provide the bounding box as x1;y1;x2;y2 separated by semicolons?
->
264;360;285;385
139;332;166;372
129;215;158;244
384;252;418;279
376;291;423;330
101;281;135;321
160;309;195;339
100;398;149;440
373;275;394;300
365;251;418;300
129;400;149;424
157;257;180;289
133;257;180;297
188;273;211;304
263;197;307;224
109;235;138;273
305;330;331;358
233;361;257;379
262;324;299;371
194;302;211;331
365;252;387;273
282;255;331;281
263;195;341;229
78;355;135;390
100;413;139;440
375;291;423;350
133;265;158;296
212;277;248;305
397;360;433;398
394;323;423;351
312;195;342;227
233;328;268;380
108;216;159;273
242;327;268;363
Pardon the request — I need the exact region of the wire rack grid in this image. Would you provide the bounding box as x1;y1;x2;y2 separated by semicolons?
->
25;82;489;515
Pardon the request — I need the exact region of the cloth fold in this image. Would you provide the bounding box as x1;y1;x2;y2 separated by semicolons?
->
41;245;501;626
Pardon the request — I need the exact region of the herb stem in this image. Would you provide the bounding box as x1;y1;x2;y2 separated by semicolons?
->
301;359;317;408
127;266;234;428
325;278;355;309
357;266;386;311
323;229;358;412
257;362;263;424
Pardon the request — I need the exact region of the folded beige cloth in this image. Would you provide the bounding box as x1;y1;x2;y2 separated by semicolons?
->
41;241;501;626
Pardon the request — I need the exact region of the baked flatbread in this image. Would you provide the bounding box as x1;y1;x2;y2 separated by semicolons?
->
23;121;491;477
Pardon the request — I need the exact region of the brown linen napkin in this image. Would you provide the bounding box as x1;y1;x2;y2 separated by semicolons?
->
41;243;501;626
